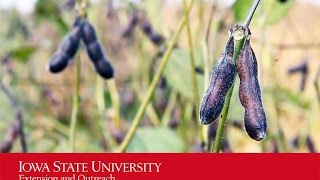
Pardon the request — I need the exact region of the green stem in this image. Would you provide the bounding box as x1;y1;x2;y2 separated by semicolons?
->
244;0;260;27
161;90;178;127
96;76;106;112
314;65;320;104
107;79;122;129
69;56;81;152
134;85;161;127
117;0;195;153
212;27;246;153
205;1;216;43
183;0;204;144
212;84;235;152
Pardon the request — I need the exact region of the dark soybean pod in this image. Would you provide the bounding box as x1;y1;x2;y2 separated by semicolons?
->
47;17;83;73
150;32;164;45
47;53;69;73
86;41;104;63
82;20;97;44
122;13;139;38
199;37;236;125
94;59;114;79
82;20;114;79
140;21;153;35
237;39;267;141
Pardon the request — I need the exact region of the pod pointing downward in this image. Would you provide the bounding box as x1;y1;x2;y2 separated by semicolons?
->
200;37;236;125
47;17;83;73
237;39;267;141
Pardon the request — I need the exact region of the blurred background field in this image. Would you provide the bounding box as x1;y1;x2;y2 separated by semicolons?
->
0;0;319;153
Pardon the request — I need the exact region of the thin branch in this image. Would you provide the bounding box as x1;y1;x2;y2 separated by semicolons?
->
205;2;217;43
244;0;260;27
0;80;27;153
314;64;320;103
69;55;81;152
183;0;203;144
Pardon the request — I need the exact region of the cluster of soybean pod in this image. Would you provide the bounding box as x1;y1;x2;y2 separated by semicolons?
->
200;25;267;141
47;16;114;80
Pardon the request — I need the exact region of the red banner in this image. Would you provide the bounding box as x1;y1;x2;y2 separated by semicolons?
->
0;153;319;180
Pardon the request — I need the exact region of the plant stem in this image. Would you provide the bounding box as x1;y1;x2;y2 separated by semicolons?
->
96;77;106;113
212;84;235;152
205;1;216;43
107;79;122;129
244;0;261;27
78;0;90;17
183;0;204;144
212;0;261;153
314;65;320;104
161;90;178;127
69;57;81;152
212;32;245;152
0;80;27;152
117;0;195;153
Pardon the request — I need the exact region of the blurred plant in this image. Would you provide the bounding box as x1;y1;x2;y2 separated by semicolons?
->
117;0;195;153
288;59;309;92
0;80;27;153
35;0;69;34
292;135;317;153
314;65;320;103
122;10;165;46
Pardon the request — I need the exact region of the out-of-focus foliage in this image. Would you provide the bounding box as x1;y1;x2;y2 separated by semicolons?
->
127;127;185;152
233;0;294;25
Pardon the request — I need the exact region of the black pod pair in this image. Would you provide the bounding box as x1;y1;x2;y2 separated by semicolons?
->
47;17;114;79
200;30;267;141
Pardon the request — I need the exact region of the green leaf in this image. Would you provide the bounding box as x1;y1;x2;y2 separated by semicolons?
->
35;0;60;18
164;48;204;101
34;0;68;34
127;127;185;152
233;0;294;26
264;87;310;109
233;0;252;24
9;45;36;63
279;88;310;109
265;0;294;25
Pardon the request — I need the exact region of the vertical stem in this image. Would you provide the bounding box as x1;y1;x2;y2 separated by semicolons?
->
96;76;106;112
205;0;216;43
244;0;260;27
117;0;195;153
69;57;81;152
314;65;320;104
107;79;122;129
212;34;245;153
95;77;114;150
183;0;204;144
161;90;178;127
135;41;160;126
212;84;235;152
0;80;27;152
